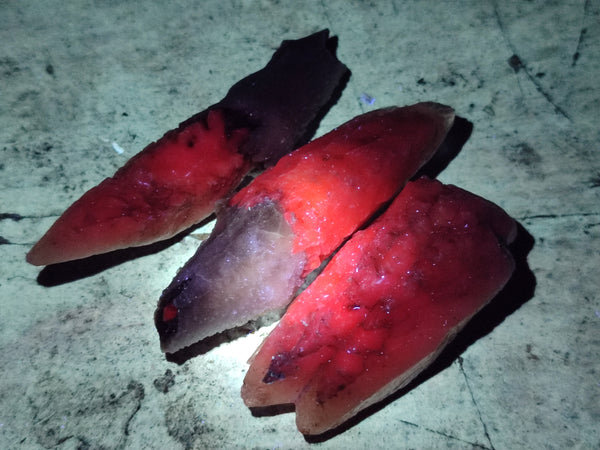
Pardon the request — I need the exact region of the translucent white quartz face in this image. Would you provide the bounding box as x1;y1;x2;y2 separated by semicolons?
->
156;200;306;353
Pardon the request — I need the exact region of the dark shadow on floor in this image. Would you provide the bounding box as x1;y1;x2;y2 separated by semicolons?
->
414;115;473;180
35;215;215;286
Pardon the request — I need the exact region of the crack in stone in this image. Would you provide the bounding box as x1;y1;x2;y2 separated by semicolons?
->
517;212;600;221
458;356;496;450
0;213;24;221
123;381;145;438
397;417;492;449
0;212;62;221
572;0;591;66
491;1;572;122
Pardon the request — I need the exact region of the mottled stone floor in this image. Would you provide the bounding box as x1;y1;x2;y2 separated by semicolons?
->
1;1;598;448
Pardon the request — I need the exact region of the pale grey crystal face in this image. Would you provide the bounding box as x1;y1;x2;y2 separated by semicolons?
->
156;200;306;353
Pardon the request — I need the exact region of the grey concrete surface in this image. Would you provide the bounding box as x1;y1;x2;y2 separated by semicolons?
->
1;1;598;448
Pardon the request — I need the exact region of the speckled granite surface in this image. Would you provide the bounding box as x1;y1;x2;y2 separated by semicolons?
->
1;1;598;448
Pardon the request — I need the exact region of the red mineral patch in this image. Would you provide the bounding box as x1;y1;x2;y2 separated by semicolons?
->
27;30;348;266
27;110;249;266
156;104;455;353
232;103;456;275
242;177;516;435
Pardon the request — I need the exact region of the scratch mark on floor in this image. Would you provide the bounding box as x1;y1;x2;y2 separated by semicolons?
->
521;212;600;219
123;381;145;437
572;0;591;66
0;213;24;221
458;356;496;450
492;1;572;122
397;417;491;449
517;212;600;221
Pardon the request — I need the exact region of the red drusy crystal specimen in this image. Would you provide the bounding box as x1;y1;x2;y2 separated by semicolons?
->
155;104;455;353
26;30;348;266
241;177;516;435
27;111;249;266
231;103;457;274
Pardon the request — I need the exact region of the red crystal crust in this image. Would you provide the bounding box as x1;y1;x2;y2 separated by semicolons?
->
155;104;455;353
27;110;249;266
232;104;455;275
242;177;516;435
